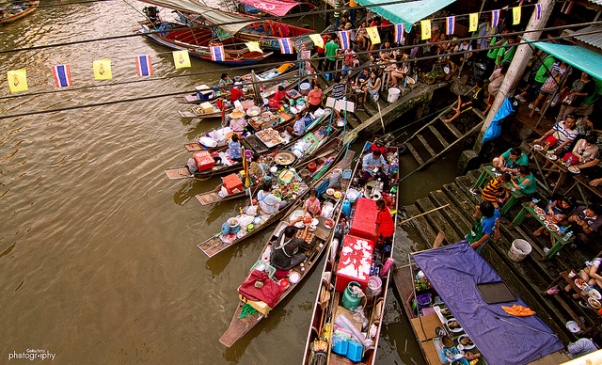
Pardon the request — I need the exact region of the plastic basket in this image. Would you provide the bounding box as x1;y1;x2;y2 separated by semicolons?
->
250;260;276;278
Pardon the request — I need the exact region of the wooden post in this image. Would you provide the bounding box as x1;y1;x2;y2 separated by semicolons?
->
473;0;555;154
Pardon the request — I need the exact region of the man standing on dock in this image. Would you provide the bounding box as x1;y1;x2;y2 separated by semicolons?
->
466;201;501;253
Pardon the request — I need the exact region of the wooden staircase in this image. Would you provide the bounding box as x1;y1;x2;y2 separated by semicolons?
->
399;104;485;182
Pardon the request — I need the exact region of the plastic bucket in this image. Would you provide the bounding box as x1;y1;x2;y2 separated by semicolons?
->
342;281;362;310
367;276;382;297
300;82;311;95
508;239;532;262
387;87;401;103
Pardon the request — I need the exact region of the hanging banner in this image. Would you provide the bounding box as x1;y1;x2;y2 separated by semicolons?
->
52;65;72;88
93;59;112;80
366;26;381;45
308;34;324;49
338;30;351;50
245;41;263;53
512;6;521;25
394;24;404;43
172;50;191;69
491;9;500;28
7;69;28;93
469;13;479;32
420;19;431;41
535;4;542;20
210;45;226;62
278;38;294;54
446;16;455;35
135;55;153;77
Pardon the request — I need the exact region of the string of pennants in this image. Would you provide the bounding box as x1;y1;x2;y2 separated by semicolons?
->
6;1;572;94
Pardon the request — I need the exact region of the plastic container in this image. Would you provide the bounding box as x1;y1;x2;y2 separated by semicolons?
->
342;200;352;217
227;218;241;233
300;82;311;95
222;174;243;194
367;276;382;297
346;341;363;362
387;87;401;103
332;335;349;355
342;281;363;310
508;239;532;262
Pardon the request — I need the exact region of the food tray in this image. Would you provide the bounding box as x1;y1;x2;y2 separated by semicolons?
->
476;282;516;304
256;128;284;148
242;135;269;154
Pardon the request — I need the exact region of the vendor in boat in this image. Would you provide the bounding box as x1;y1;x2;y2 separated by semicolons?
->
359;149;387;186
227;134;242;162
270;225;311;271
229;82;247;104
286;113;307;137
303;189;321;217
257;180;284;215
268;85;289;109
374;199;394;250
228;109;247;132
218;73;233;94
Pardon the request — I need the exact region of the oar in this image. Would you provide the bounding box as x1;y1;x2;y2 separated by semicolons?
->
397;204;450;225
376;97;386;135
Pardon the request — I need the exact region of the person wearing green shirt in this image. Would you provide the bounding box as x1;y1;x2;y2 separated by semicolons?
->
324;36;340;74
495;34;517;67
493;147;529;174
512;165;537;196
515;54;555;102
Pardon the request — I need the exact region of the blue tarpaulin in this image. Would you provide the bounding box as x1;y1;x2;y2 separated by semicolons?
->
482;96;515;143
413;244;564;365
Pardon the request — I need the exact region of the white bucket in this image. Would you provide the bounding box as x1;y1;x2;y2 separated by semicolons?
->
387;87;401;103
300;82;311;95
367;276;382;297
508;239;532;262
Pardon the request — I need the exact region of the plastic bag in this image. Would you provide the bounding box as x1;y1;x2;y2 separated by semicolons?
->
482;97;514;143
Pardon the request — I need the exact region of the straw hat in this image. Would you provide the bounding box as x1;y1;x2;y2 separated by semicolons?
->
230;109;245;119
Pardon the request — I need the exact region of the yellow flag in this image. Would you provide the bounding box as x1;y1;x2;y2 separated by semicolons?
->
172;50;191;69
7;69;28;93
366;26;381;45
93;59;112;80
308;34;324;49
245;41;263;53
420;20;431;40
512;6;521;25
469;13;478;32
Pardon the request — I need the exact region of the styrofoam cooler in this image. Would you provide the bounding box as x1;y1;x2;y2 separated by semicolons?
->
222;174;243;194
349;198;379;240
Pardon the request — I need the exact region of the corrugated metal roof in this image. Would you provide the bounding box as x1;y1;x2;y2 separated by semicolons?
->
573;24;602;50
587;0;602;6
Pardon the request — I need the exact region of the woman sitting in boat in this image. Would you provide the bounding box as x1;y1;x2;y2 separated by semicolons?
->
270;225;311;271
303;189;321;217
218;73;233;94
268;85;289;109
257;180;283;215
228;109;247;133
227;134;242;162
286;113;307;137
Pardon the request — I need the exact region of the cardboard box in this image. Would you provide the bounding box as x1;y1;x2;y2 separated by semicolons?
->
200;102;214;114
193;151;215;172
349;198;379;240
195;84;214;100
222;174;243;194
335;235;374;292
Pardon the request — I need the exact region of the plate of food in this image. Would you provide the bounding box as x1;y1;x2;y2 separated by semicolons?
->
575;278;587;290
440;307;452;317
546;154;558;161
534;207;545;215
569;166;581;174
533;144;544;151
446;318;463;333
538;214;547;221
457;335;475;350
326;188;335;196
546;223;560;232
324;219;335;229
589;297;602;309
589;288;602;300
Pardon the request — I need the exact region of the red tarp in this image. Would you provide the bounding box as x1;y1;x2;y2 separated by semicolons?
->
238;270;284;309
238;0;314;16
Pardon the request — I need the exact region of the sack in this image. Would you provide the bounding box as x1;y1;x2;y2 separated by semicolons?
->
562;152;579;165
562;93;575;105
541;77;558;94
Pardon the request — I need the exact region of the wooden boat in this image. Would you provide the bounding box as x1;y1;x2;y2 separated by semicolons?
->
164;108;334;180
195;135;344;206
177;99;232;119
0;1;38;23
218;149;356;347
302;142;400;365
135;20;273;66
197;145;345;258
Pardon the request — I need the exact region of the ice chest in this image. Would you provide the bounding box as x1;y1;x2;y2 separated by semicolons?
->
223;174;243;194
200;102;214;114
195;85;213;100
193;151;215;172
335;235;374;292
346;341;363;362
349;198;379;240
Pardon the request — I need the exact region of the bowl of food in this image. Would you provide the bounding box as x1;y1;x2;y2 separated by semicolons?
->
324;219;335;229
569;166;581;174
446;318;463;333
334;191;342;199
546;223;560;232
326;188;335;196
546;154;558;161
575;278;587;289
589;288;602;300
457;335;475;350
589;297;602;309
534;207;545;215
303;217;313;225
533;144;544;151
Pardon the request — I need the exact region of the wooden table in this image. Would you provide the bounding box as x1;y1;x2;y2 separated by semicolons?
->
530;146;571;195
545;271;602;336
472;165;524;215
511;202;573;260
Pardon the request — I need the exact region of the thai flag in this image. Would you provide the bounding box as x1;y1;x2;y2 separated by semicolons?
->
394;24;404;44
338;30;351;50
535;4;542;20
446;16;455;35
279;38;294;54
52;64;72;88
135;55;153;77
210;45;225;62
560;1;573;14
491;9;500;28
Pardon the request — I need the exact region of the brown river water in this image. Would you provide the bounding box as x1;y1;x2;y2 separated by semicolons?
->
0;1;447;363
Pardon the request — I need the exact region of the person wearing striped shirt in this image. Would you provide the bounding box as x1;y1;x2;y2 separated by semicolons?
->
481;173;511;207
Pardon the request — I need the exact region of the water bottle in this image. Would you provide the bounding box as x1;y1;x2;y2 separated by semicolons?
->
564;230;573;242
566;156;574;168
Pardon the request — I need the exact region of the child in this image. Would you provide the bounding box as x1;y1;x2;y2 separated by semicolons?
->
303;189;321;217
481;173;511;207
227;134;242;162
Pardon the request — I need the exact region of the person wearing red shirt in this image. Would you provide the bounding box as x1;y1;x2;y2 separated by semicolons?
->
230;84;245;103
374;199;394;248
370;139;387;156
307;84;323;112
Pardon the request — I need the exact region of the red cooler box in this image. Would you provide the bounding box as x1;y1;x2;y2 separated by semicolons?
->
335;235;375;292
349;198;379;240
193;151;215;172
223;174;243;194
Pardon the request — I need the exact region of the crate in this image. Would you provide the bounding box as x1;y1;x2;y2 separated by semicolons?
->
250;260;276;279
222;174;243;194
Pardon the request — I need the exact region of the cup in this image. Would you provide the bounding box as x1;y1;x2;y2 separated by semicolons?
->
532;198;539;205
569;270;577;278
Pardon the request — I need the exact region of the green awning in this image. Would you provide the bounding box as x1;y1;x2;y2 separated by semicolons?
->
356;0;456;31
530;41;602;81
